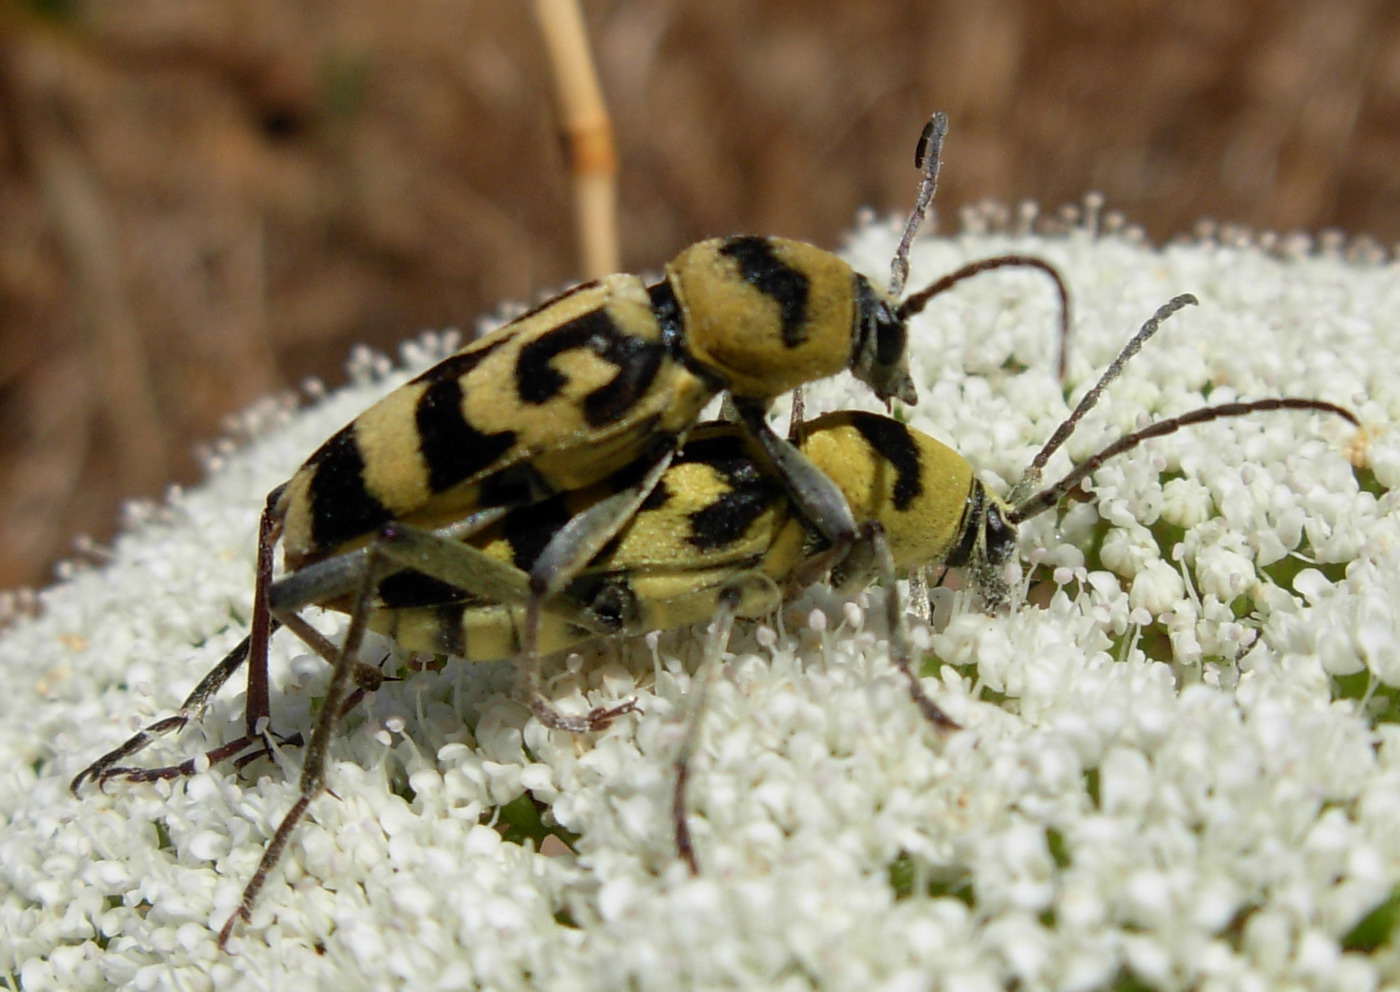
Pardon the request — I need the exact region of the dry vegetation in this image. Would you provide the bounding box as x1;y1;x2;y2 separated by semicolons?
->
2;0;1398;590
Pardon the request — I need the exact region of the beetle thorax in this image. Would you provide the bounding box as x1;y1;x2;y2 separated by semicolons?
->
666;237;866;399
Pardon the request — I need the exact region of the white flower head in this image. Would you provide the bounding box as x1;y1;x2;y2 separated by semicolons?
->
4;208;1398;990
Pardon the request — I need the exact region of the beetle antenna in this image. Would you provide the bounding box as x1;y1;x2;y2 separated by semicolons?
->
1008;398;1358;525
1009;293;1196;503
889;112;948;300
897;255;1072;380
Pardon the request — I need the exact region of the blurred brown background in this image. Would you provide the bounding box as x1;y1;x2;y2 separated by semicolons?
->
2;0;1397;591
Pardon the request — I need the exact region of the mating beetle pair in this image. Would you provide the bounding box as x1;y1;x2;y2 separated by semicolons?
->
71;114;1357;948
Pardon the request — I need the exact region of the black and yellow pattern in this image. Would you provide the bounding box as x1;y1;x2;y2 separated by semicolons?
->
276;235;917;574
365;411;1006;662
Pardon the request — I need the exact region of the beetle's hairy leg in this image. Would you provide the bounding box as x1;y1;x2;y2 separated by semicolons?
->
70;632;275;791
736;399;857;576
672;579;748;875
787;387;807;443
243;487;285;737
72;491;289;792
517;600;640;733
218;528;393;951
375;520;530;605
375;522;618;638
267;505;515;618
516;448;679;733
866;524;959;732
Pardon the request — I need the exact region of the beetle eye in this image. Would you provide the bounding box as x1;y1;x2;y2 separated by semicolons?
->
852;277;917;405
873;300;906;368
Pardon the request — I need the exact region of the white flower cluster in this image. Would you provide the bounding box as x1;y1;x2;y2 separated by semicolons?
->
2;211;1398;991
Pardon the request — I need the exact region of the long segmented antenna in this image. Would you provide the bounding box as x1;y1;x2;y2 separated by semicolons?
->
897;254;1072;381
886;113;1074;384
1009;293;1197;504
1009;397;1359;526
888;112;948;301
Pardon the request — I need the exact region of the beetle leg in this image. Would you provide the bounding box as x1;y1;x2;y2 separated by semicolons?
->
735;398;857;576
515;446;680;732
787;387;808;443
218;527;394;950
71;505;519;791
370;520;623;641
69;631;278;791
671;575;762;874
865;523;958;731
71;490;290;792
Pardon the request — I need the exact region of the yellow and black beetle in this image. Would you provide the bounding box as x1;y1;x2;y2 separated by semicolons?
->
76;290;1355;944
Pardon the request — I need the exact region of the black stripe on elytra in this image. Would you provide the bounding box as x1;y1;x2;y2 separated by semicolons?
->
583;331;664;426
377;569;465;609
847;411;923;511
415;376;517;493
306;425;394;551
685;434;784;551
501;494;576;572
718;236;810;348
478;461;555;509
515;311;608;404
510;312;604;398
514;308;668;427
408;332;506;387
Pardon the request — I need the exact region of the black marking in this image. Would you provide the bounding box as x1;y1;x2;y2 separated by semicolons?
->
514;308;667;427
851;275;876;367
981;501;1017;567
478;462;555;508
501;495;577;572
847;411;923;511
639;477;673;512
650;280;684;341
718;237;810;348
306;426;393;552
409;333;505;387
583;332;665;427
945;484;984;568
683;434;783;551
434;602;467;656
415;376;518;493
377;570;465;609
515;317;593;404
875;307;906;369
649;280;727;391
512;310;617;403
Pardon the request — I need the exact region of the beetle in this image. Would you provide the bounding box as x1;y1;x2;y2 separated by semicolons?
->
72;113;1071;786
81;287;1354;946
326;294;1356;881
70;114;1093;947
